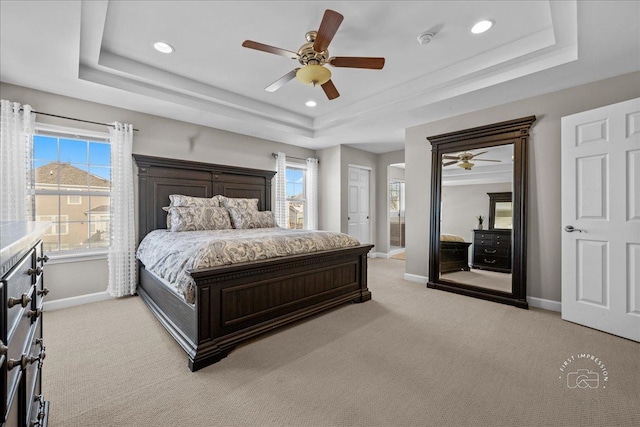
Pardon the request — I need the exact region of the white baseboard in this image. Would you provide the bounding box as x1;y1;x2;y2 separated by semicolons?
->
43;291;113;311
370;252;390;259
388;248;405;256
404;273;428;284
527;296;561;312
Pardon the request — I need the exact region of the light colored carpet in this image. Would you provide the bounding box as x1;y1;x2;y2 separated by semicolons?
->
442;268;512;292
44;259;640;427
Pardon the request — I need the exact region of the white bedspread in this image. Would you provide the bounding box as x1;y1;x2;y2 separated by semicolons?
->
136;228;360;303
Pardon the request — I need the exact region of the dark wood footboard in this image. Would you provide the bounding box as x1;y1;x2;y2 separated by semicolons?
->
138;244;373;371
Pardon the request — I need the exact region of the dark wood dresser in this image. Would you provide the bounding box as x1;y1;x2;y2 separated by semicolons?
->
472;229;512;273
1;222;50;427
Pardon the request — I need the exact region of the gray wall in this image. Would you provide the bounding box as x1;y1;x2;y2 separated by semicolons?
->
441;182;512;243
405;71;640;302
317;145;341;232
1;82;314;302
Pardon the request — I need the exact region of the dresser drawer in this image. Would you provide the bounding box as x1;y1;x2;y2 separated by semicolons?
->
475;247;509;258
5;305;32;410
32;274;49;312
5;381;20;427
474;254;510;270
25;320;44;416
474;232;493;240
4;249;37;338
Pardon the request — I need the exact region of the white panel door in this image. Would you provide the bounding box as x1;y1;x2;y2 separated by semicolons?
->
561;97;640;342
347;166;370;244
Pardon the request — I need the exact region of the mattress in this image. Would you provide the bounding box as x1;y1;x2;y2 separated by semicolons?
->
440;233;466;242
136;227;361;303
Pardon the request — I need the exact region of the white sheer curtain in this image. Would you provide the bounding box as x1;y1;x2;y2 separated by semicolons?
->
0;100;34;222
107;122;136;297
305;157;318;230
274;152;288;228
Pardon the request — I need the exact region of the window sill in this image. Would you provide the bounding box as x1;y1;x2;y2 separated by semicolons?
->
47;250;108;265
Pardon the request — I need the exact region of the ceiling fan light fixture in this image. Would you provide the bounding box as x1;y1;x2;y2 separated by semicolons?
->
458;160;474;170
296;65;331;87
471;19;494;34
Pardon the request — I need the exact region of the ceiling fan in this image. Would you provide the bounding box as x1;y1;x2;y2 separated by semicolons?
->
241;9;385;100
443;151;502;170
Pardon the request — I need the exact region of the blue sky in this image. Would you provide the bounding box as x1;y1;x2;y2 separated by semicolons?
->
33;135;111;180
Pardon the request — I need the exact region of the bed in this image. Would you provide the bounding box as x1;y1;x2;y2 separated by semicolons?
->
133;155;373;371
440;234;471;273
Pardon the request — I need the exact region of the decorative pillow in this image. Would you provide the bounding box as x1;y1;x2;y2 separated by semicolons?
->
166;206;232;232
227;208;278;229
168;194;220;207
219;196;259;211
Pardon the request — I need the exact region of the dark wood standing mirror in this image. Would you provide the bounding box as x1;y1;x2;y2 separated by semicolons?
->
426;116;535;308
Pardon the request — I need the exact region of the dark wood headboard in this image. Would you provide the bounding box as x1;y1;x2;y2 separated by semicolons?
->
133;155;276;242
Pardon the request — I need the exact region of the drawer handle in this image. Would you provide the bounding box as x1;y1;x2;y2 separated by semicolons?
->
8;293;32;308
8;354;28;371
28;308;43;319
37;254;49;263
484;249;497;254
30;409;46;427
483;258;497;264
37;287;50;297
496;242;501;245
28;266;43;276
29;348;46;366
0;340;7;356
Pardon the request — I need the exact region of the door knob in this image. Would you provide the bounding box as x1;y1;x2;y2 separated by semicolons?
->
564;225;584;233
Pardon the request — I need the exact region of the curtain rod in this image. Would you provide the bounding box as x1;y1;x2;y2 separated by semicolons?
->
271;152;318;163
20;109;139;132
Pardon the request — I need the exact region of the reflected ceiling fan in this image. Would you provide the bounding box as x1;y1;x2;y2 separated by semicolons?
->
443;151;502;170
242;9;385;100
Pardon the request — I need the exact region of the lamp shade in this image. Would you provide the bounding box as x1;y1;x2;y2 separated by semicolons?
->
296;65;331;86
458;160;474;170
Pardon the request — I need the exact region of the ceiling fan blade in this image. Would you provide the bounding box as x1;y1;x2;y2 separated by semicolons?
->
443;155;460;160
473;159;502;162
329;57;385;69
469;151;488;158
443;160;459;166
242;40;298;59
313;9;344;52
265;69;299;92
321;79;340;100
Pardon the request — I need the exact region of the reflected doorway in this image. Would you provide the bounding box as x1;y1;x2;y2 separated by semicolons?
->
389;179;405;250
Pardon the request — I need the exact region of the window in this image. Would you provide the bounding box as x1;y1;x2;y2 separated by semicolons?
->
32;126;111;253
286;165;306;229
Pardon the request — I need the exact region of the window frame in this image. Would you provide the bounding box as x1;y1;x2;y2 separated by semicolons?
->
285;162;307;230
32;123;111;261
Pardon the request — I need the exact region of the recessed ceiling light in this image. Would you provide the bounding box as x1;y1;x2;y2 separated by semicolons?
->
471;19;494;34
305;100;317;107
153;41;174;53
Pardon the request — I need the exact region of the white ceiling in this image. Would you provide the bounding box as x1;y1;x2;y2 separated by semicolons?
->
1;1;639;154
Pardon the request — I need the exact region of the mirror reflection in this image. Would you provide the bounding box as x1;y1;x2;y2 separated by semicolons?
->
439;144;513;293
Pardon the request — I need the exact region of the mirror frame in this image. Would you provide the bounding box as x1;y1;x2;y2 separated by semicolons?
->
488;192;513;230
426;116;536;309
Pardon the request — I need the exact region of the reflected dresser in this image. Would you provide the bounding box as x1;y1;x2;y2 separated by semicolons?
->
1;222;50;427
472;229;512;273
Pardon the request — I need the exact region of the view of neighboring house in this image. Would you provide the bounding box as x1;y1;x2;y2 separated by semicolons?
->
34;162;110;251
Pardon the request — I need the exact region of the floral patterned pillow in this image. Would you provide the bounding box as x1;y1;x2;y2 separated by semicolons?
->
219;196;259;211
166;206;232;232
227;208;278;229
169;194;221;207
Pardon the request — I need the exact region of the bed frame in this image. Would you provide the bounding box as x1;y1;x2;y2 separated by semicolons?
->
440;241;471;273
133;155;373;371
